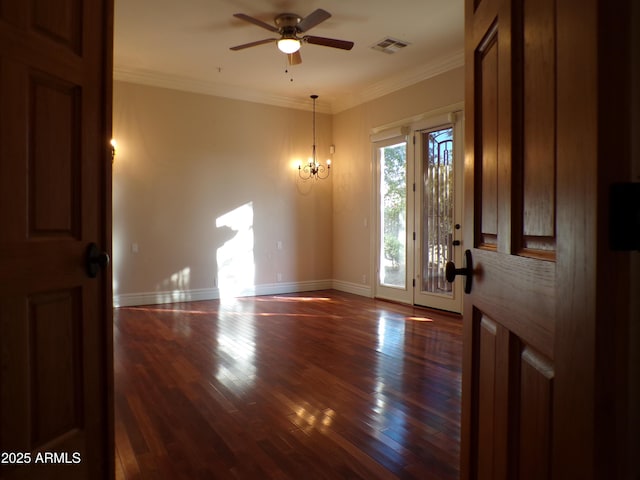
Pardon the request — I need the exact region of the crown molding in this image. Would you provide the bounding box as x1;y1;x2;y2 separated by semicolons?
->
114;48;463;115
331;49;464;113
113;67;334;114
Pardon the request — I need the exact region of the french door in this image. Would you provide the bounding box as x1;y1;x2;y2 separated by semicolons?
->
414;121;463;311
374;111;463;312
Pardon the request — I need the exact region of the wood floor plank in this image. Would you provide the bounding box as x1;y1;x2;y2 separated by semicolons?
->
114;290;462;479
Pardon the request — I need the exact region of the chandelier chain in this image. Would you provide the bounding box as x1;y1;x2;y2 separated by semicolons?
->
298;94;330;180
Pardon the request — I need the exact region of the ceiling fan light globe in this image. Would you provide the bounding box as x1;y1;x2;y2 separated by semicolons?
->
277;38;301;54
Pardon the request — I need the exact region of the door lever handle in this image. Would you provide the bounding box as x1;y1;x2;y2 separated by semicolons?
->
445;249;473;294
86;243;110;278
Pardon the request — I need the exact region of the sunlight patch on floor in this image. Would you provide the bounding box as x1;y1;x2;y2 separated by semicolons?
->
406;315;434;322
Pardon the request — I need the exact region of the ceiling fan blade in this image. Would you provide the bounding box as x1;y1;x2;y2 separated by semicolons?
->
233;13;279;33
288;51;302;65
297;8;331;32
229;38;276;51
304;35;354;50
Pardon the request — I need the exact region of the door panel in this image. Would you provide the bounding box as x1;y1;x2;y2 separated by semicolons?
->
478;28;499;248
518;346;553;480
31;0;83;52
29;289;83;447
521;0;555;251
29;73;81;237
0;1;113;478
472;313;498;479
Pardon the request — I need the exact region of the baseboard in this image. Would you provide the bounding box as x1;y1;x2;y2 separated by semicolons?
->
113;279;335;307
331;280;373;298
113;287;220;307
258;279;334;296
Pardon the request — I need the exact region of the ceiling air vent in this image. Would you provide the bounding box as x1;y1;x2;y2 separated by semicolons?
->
371;37;410;54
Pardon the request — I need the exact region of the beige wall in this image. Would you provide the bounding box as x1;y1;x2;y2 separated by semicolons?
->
112;66;464;305
331;66;464;290
113;81;333;305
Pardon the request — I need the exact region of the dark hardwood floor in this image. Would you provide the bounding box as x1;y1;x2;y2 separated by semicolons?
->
114;290;462;479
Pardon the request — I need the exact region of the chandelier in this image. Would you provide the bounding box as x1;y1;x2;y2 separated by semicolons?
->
299;94;331;180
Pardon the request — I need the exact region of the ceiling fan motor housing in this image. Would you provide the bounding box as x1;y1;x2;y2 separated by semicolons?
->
275;14;302;30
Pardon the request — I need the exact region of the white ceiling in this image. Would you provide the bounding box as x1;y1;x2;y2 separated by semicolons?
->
114;0;464;113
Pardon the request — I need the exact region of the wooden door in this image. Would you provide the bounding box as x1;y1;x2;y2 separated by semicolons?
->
461;0;632;478
0;1;113;479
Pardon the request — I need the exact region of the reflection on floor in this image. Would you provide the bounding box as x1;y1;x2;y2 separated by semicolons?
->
114;290;462;479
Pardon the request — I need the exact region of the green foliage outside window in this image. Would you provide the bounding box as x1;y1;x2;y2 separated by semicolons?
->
382;144;406;268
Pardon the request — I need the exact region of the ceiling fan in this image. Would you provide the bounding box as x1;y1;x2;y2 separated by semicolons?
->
229;8;354;65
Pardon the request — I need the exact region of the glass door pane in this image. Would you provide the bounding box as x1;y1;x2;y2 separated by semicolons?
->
379;142;407;288
422;127;454;295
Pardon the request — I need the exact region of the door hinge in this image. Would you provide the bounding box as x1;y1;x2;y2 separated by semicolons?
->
413;232;416;241
412;278;415;287
413;183;416;192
